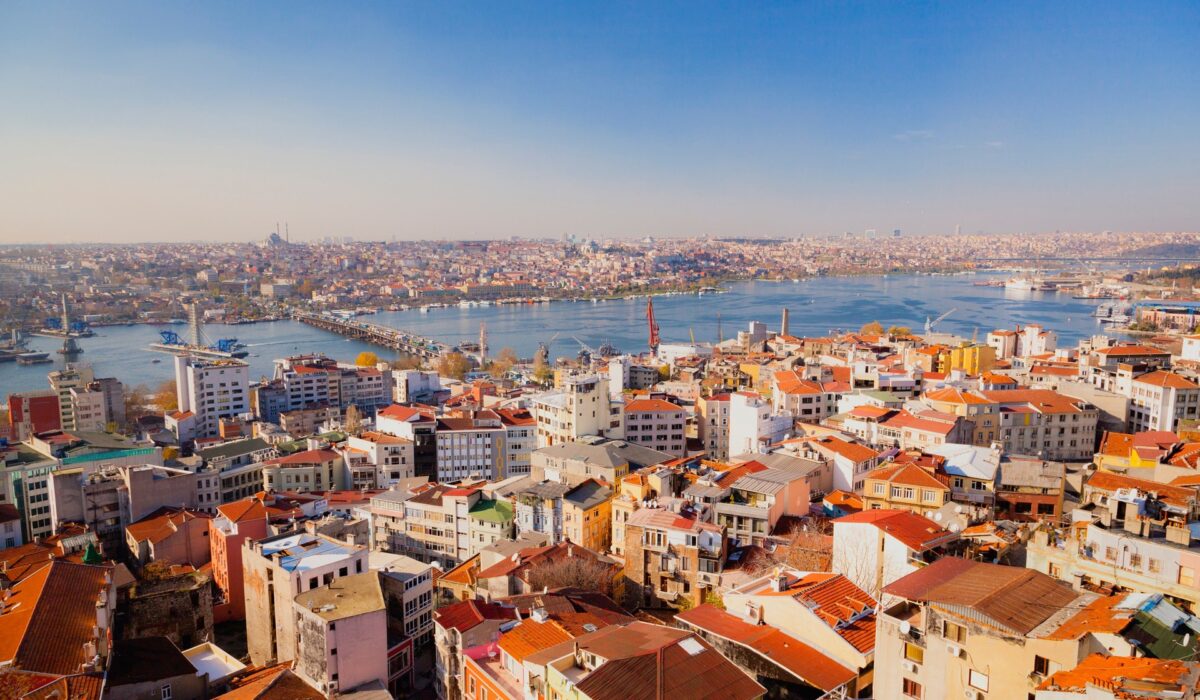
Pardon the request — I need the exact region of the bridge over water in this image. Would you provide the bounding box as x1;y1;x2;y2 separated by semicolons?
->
293;312;455;360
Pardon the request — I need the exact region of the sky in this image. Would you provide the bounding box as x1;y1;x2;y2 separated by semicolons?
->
1;1;1198;243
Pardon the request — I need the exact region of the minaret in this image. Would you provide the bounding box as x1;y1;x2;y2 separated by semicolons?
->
781;307;790;337
479;321;488;365
60;294;70;332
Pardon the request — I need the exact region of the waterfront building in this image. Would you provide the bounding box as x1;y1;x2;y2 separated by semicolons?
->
172;355;250;441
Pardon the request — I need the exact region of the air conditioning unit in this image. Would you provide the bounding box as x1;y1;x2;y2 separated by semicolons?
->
903;660;919;674
946;642;963;657
962;690;982;700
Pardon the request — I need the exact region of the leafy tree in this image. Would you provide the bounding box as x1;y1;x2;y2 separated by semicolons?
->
859;321;884;335
355;351;380;367
437;352;471;380
657;364;671;381
533;358;554;385
152;380;178;413
488;347;519;377
887;325;911;336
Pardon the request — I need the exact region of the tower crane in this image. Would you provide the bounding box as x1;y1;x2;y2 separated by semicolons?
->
646;298;661;354
924;307;957;336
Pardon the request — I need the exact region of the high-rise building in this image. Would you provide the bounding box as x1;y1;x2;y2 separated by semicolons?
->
173;355;250;440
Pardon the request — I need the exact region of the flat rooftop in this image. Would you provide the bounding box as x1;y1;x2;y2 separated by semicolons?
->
258;532;361;572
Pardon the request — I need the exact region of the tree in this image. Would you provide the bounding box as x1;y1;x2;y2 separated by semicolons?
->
152;380;178;413
657;364;671;381
162;446;180;461
533;357;554;385
391;355;423;371
887;325;912;336
344;404;362;434
525;555;615;597
124;384;152;427
860;321;884;335
488;347;519;378
437;352;470;380
355;351;380;367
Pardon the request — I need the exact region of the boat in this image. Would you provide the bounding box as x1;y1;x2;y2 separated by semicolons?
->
16;352;52;365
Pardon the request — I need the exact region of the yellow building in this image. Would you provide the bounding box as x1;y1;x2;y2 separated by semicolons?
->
862;460;951;516
923;387;999;446
943;343;997;374
562;479;613;553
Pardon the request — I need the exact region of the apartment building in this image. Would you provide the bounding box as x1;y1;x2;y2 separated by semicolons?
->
622;500;726;609
435;411;507;482
710;462;810;547
1128;371;1200;432
376;404;439;480
729;391;793;456
696;393;731;460
261;448;347;493
772;369;841;423
876;558;1093;700
530;374;624;448
831;509;958;602
243;530;368;665
293;573;390;696
6;390;61;440
173;355;250;440
679;569;877;697
861;458;951;515
531;436;672;487
497;408;536;477
347;430;415;487
622;398;687;456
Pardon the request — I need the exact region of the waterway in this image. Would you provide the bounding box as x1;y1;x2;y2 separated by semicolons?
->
0;273;1125;395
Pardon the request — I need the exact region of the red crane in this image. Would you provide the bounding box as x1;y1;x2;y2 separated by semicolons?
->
646;298;660;353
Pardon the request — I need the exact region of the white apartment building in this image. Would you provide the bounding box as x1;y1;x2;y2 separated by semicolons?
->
623;398;687;456
1127;370;1200;432
728;391;793;456
530;373;624;447
174;355;250;439
347;431;415;487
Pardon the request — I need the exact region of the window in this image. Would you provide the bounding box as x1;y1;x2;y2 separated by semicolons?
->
902;678;922;698
969;670;989;692
1105;546;1117;562
903;642;923;663
1180;566;1196;587
1149;558;1161;573
161;686;173;700
1034;655;1051;676
943;621;967;644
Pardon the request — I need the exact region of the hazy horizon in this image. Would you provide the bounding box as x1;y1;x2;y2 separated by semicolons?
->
2;2;1198;244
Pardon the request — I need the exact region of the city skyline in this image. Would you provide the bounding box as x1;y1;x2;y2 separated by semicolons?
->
2;2;1199;243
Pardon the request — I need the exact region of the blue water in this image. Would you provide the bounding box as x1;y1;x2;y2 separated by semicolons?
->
0;273;1120;395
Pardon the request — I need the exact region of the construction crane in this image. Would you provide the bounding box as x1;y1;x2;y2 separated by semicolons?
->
924;307;957;336
535;332;561;366
689;327;696;344
646;298;660;354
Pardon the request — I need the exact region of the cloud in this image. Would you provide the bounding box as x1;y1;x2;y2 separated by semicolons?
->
894;129;935;142
984;140;1004;149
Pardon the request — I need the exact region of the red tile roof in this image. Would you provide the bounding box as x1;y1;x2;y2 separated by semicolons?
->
0;561;111;675
834;509;955;551
676;604;855;692
624;398;684;413
433;600;517;633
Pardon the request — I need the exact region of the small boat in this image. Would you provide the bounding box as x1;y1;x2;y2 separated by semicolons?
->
152;358;162;364
16;352;51;365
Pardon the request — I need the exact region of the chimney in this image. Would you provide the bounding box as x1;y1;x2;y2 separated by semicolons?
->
1165;522;1193;547
769;567;788;593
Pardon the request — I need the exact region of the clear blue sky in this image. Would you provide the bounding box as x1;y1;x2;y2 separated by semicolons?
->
1;1;1197;242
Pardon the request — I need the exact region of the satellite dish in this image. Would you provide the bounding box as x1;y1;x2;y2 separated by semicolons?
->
954;505;964;514
899;621;911;635
933;513;942;521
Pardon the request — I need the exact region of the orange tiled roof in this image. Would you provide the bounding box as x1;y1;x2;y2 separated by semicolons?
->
1037;654;1196;696
1134;371;1200;390
624;398;683;413
0;561;111;676
498;618;574;661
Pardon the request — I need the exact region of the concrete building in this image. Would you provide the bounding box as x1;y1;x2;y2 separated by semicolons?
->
697;393;731;460
1128;371;1200;432
531;374;624;447
210;497;273;621
831;509;958;602
347;431;415;487
531;436;672;486
376;404;439;480
261;448;347;493
6;390;61;440
173;356;250;440
622;500;726;609
435;411;507;482
294;573;389;696
125;506;213;569
728;391;793;456
243;530;368;665
711;463;810;547
876;558;1095;700
622;398;687;456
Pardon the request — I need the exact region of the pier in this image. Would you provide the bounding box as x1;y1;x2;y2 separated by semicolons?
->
293;312;453;360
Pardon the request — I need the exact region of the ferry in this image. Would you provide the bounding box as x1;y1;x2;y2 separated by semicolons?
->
16;352;52;365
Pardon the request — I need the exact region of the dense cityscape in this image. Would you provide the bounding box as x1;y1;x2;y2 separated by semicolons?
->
3;230;1200;699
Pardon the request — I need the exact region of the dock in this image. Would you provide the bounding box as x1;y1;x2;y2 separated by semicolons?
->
293;312;454;360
